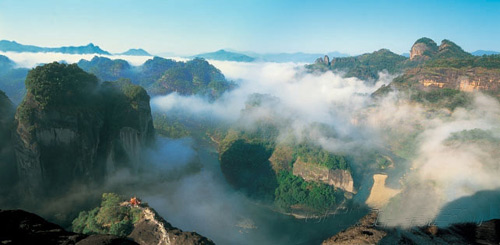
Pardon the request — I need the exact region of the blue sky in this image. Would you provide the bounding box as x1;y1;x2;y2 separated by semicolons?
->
0;0;499;55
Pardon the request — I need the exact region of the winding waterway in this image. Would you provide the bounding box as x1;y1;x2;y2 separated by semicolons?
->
140;137;369;245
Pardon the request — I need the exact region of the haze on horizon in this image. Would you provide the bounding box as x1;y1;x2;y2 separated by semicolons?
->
1;0;499;56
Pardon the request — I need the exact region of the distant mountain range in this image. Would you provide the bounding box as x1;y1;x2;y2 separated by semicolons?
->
0;40;152;56
191;49;255;62
0;40;111;55
191;49;349;63
471;50;500;56
119;48;151;56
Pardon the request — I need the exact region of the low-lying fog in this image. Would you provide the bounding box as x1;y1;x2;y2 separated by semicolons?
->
152;59;500;229
3;52;500;243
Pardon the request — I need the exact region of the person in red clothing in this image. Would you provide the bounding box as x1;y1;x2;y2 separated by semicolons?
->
129;197;141;207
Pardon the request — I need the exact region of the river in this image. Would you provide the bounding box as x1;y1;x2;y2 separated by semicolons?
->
138;137;369;245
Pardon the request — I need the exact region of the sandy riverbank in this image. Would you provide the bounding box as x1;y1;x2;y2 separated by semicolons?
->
365;174;400;209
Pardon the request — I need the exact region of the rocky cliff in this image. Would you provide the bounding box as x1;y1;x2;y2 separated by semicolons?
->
0;90;14;152
13;63;154;197
292;158;355;193
401;66;500;93
322;212;500;245
129;205;214;245
0;90;17;202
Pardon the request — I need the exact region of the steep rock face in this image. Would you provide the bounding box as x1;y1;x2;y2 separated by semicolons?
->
0;90;14;151
0;91;17;199
129;205;214;245
402;67;500;92
13;63;154;196
410;37;438;60
292;158;354;193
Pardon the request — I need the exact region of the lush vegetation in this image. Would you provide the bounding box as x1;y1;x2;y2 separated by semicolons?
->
25;62;98;109
77;56;235;99
218;122;349;212
98;79;155;146
434;39;473;60
293;144;348;170
16;63;155;184
219;139;278;200
308;49;411;80
446;128;499;143
150;58;232;98
72;193;142;237
77;56;132;82
424;55;500;69
410;88;472;110
414;37;438;50
274;171;337;212
152;112;190;138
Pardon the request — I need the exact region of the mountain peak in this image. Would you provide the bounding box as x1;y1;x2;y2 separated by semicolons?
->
410;37;438;60
436;39;471;59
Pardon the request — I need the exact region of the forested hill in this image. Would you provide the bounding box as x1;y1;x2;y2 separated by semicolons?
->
308;37;500;98
308;38;493;81
78;56;235;99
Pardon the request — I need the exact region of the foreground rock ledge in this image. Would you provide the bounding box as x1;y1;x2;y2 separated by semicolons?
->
0;209;214;245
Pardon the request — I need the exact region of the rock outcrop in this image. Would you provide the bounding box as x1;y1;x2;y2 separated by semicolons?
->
315;55;330;65
410;37;438;61
410;38;472;61
129;205;214;245
322;212;386;245
292;158;355;193
0;209;137;244
13;63;154;197
323;212;500;244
